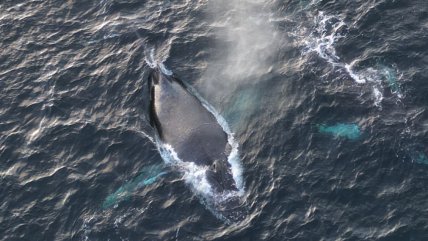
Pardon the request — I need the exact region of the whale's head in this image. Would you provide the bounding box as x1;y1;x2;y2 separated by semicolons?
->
206;159;246;223
148;66;175;87
148;67;162;85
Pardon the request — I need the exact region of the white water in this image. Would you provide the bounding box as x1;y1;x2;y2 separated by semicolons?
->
144;48;173;76
302;11;402;107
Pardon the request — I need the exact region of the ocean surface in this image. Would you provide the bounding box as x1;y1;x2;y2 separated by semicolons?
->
1;0;428;240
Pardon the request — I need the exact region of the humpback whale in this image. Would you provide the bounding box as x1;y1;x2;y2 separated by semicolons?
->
148;67;245;222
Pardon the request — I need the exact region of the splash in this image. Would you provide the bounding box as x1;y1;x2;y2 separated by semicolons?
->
158;144;214;196
144;48;158;68
144;48;172;75
303;12;347;66
302;12;403;106
318;123;361;140
158;141;244;223
102;164;167;209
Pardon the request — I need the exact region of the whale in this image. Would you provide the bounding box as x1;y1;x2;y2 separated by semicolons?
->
148;66;245;222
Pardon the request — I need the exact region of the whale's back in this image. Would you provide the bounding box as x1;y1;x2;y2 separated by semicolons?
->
150;74;229;166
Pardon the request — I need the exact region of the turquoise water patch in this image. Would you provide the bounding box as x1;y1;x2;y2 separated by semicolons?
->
102;164;167;209
379;65;401;94
412;151;428;165
318;123;361;140
223;86;262;133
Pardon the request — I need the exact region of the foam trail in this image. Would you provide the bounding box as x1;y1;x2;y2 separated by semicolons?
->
144;48;172;75
102;164;167;209
302;12;403;106
158;144;214;197
144;48;158;68
159;63;172;76
318;123;361;140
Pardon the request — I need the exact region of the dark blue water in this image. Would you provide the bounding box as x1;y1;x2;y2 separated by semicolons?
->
1;0;428;240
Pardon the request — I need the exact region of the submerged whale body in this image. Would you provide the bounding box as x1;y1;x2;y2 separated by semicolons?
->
148;67;245;222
